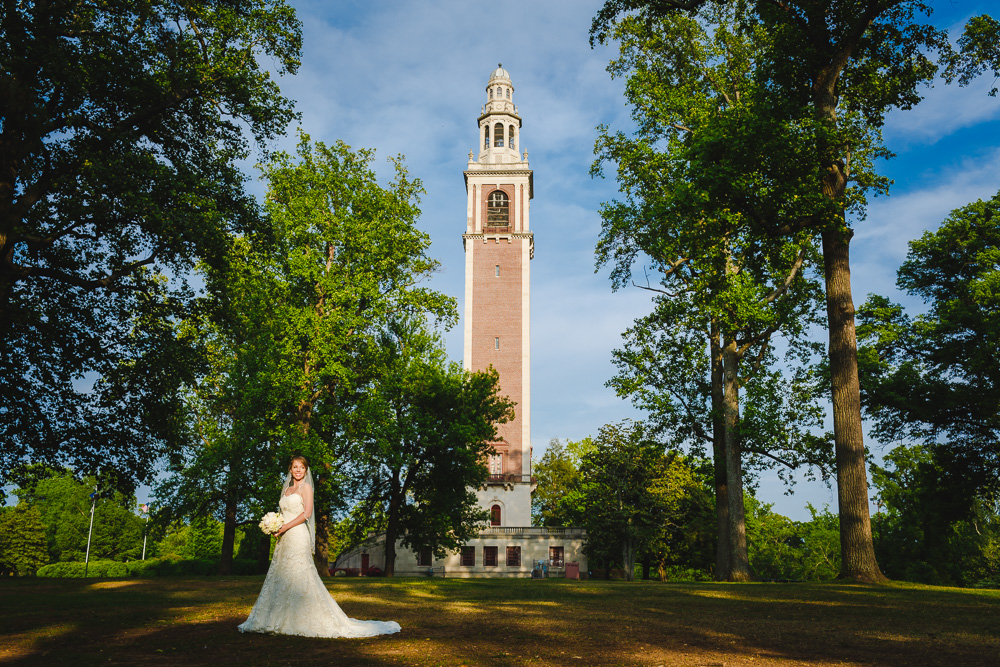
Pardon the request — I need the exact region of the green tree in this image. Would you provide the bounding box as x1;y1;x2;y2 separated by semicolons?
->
153;300;282;575
593;7;830;580
184;516;224;561
1;0;302;486
0;504;49;575
531;438;591;527
16;469;143;562
577;421;680;581
869;445;1000;586
859;193;1000;499
637;453;716;580
592;0;1000;582
746;500;840;581
354;318;515;577
156;522;191;559
192;136;458;576
857;193;1000;584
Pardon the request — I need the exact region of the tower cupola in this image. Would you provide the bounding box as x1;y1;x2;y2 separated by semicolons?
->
477;63;523;165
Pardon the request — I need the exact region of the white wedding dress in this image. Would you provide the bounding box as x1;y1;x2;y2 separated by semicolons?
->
238;492;401;638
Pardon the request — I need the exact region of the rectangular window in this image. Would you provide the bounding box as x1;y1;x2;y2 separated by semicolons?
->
495;337;500;350
417;548;432;567
461;546;476;567
495;264;500;277
488;453;503;475
484;546;498;567
549;546;565;568
506;546;521;567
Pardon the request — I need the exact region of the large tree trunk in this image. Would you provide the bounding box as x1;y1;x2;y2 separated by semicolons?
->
710;321;731;581
218;494;237;575
722;338;752;581
256;534;271;574
383;478;401;578
641;553;651;580
313;505;330;577
622;535;635;581
822;228;886;582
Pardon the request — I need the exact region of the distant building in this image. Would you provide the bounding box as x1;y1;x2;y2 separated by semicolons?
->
336;65;587;578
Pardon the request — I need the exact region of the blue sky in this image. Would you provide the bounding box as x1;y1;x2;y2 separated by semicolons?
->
245;0;1000;519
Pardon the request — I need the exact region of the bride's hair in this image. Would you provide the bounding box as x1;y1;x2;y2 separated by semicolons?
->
287;455;309;477
282;455;316;554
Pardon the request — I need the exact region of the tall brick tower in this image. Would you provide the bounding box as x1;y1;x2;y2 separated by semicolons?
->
463;64;534;526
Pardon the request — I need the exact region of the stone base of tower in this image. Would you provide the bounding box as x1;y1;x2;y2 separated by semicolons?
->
477;478;533;526
334;526;588;579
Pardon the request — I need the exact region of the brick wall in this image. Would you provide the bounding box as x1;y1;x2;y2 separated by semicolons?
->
470;235;525;475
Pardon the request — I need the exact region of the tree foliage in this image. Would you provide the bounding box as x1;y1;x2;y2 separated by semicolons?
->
14;468;144;563
531;437;592;527
353;318;515;576
156;135;460;575
592;4;831;580
870;445;1000;587
746;500;840;581
591;0;1000;582
1;0;302;486
152;301;281;574
0;504;49;575
859;192;1000;499
857;193;1000;587
574;421;702;581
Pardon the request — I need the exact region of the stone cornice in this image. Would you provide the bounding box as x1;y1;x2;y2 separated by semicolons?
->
478;111;522;125
463;232;534;259
464;169;534;200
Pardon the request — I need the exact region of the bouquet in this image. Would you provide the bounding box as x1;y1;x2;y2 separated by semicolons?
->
259;512;284;536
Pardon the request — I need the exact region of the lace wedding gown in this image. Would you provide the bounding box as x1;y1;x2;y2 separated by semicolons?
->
238;492;401;638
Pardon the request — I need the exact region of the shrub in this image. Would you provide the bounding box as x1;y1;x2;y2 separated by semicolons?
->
36;557;265;578
37;560;127;578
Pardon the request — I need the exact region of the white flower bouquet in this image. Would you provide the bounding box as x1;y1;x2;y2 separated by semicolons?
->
259;511;284;536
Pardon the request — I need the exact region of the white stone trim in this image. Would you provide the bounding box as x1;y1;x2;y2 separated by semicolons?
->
521;235;531;480
463;236;474;371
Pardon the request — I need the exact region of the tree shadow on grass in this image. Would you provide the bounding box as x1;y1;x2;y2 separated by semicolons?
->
1;578;998;666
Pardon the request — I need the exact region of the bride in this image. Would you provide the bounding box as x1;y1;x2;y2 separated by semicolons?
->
238;456;401;638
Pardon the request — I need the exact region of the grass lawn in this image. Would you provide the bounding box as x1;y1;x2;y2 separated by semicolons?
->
1;576;998;666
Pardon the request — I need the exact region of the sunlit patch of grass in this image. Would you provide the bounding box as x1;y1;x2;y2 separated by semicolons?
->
0;623;79;660
87;579;142;590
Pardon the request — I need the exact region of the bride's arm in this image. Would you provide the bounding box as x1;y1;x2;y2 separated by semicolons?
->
276;484;313;535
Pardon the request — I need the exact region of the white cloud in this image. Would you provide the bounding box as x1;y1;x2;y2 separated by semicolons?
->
884;77;1000;147
853;147;1000;303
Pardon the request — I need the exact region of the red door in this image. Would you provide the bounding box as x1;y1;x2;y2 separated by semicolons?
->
361;554;370;575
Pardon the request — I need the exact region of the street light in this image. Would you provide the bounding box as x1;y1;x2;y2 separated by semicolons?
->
84;487;98;577
140;504;150;560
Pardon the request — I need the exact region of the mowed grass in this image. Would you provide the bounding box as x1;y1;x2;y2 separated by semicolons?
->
1;576;998;666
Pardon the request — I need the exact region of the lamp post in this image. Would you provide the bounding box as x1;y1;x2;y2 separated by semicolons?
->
84;488;98;577
140;504;150;560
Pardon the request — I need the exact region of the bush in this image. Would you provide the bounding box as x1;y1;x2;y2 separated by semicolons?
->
658;565;713;582
36;557;265;578
127;558;215;576
37;560;128;578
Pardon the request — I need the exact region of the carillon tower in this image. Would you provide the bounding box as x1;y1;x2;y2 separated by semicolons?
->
335;66;588;577
463;64;534;526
